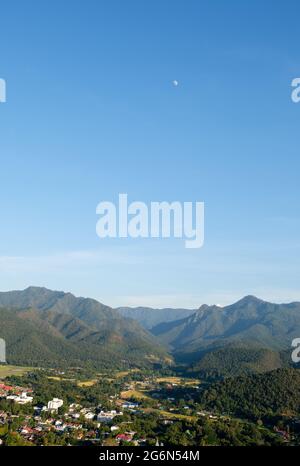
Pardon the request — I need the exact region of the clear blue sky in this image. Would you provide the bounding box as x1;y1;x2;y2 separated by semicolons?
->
0;0;299;307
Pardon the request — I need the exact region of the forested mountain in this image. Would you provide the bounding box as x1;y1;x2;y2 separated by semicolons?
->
0;287;168;368
1;288;299;376
151;296;300;359
117;306;195;330
0;287;116;327
201;368;300;420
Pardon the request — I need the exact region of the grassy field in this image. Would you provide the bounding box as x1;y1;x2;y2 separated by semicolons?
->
46;376;97;387
47;376;75;382
0;365;33;379
114;369;140;378
77;379;98;387
120;389;152;400
156;376;201;386
143;407;195;422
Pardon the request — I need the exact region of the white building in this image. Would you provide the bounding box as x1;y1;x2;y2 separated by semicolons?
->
47;398;64;411
6;392;33;404
122;402;139;409
97;410;123;423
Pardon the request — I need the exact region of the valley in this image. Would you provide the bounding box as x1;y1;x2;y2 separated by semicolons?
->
0;286;300;446
0;364;298;446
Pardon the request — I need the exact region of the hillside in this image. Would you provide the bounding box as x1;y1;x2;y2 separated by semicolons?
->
201;368;300;420
187;345;287;378
1;289;300;375
152;296;300;359
0;287;169;368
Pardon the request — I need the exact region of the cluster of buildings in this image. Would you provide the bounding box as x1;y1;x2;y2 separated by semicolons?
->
18;416;86;443
0;382;33;404
0;394;127;444
0;375;194;446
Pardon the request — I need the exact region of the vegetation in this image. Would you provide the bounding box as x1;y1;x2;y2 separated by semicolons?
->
201;368;300;421
0;289;300;446
0;365;32;378
0;286;168;369
0;365;297;446
153;296;300;363
188;346;286;379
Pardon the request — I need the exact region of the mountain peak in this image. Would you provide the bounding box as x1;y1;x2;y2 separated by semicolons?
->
198;304;210;311
233;295;265;306
24;286;65;295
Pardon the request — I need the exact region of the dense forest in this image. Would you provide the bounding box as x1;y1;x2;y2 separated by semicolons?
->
201;368;300;420
188;346;290;379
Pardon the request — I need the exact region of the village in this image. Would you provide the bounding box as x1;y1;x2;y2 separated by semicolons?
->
0;366;294;446
0;367;224;446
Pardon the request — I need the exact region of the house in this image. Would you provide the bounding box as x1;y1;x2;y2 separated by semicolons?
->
34;405;47;413
162;419;174;425
69;403;81;412
122;402;139;409
97;410;123;423
20;426;35;435
65;422;82;430
0;383;13;392
6;392;33;404
116;433;134;442
47;398;63;411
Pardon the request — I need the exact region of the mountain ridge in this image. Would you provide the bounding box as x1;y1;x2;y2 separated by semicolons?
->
0;287;169;368
151;295;300;360
1;287;300;375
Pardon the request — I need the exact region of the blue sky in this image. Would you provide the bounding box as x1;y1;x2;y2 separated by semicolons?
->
0;0;300;307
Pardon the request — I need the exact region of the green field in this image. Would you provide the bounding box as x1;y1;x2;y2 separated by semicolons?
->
0;365;33;379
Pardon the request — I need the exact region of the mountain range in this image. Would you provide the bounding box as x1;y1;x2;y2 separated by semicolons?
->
0;287;168;369
145;295;300;375
0;287;299;376
151;296;300;355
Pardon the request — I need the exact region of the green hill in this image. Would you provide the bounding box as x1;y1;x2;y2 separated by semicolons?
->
201;368;300;420
188;346;286;378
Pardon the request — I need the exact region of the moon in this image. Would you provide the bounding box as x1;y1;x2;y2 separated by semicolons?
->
172;80;179;87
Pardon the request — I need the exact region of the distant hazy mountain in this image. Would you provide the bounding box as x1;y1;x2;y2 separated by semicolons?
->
117;306;196;330
0;287;168;368
151;296;300;359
